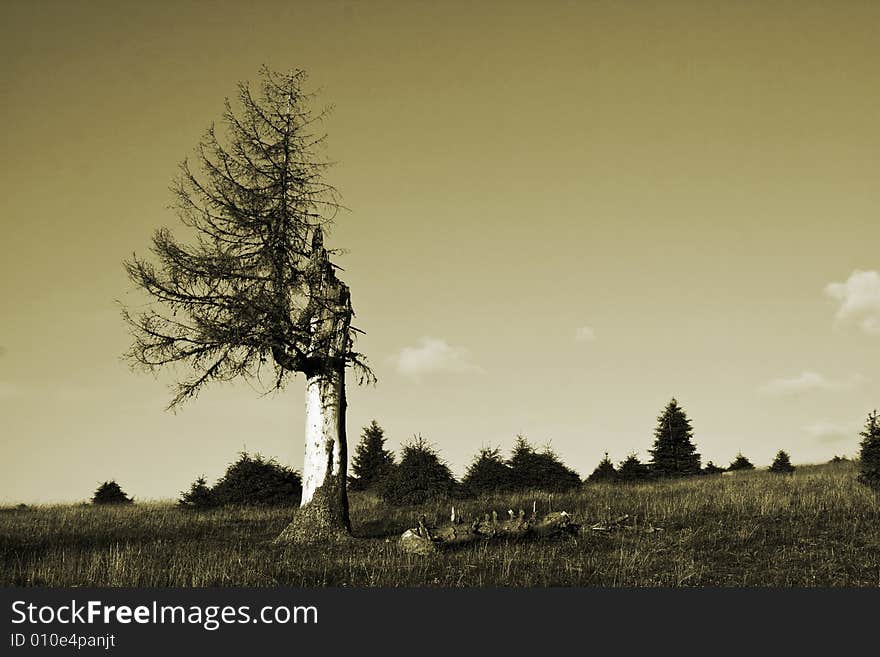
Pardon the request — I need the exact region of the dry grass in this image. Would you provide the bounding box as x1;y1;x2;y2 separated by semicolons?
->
2;461;879;587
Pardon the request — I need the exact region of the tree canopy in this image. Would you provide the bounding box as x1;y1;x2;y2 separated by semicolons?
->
858;410;880;490
648;398;701;477
617;454;651;482
728;453;755;472
586;452;618;483
768;450;795;474
507;436;582;492
382;436;457;506
211;452;302;507
179;452;302;509
702;461;725;475
349;420;395;491
122;67;372;409
92;481;133;505
462;447;515;495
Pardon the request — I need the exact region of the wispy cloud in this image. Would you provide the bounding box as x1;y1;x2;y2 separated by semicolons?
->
825;270;880;334
395;337;482;380
758;371;867;396
574;326;596;343
802;421;856;444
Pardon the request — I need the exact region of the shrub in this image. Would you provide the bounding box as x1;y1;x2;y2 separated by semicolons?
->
213;452;302;506
180;452;302;508
858;410;880;490
91;481;133;505
617;454;651;482
702;461;725;475
462;447;515;495
507;436;581;492
728;453;755;472
382;436;457;506
586;452;617;483
349;420;395;491
768;450;795;474
178;476;216;510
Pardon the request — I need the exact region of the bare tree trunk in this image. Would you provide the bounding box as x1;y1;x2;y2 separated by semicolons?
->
275;366;351;544
301;369;346;506
275;229;353;545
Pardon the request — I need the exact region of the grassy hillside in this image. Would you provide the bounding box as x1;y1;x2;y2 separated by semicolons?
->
2;461;878;587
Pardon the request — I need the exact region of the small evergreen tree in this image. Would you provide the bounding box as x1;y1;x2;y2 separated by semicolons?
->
587;452;618;483
92;481;133;505
617;454;651;482
648;398;701;477
462;447;515;495
349;420;395;491
507;435;581;492
728;453;755;472
507;435;539;489
178;476;216;509
858;409;880;490
210;452;302;507
702;461;725;475
768;450;795;474
382;436;457;505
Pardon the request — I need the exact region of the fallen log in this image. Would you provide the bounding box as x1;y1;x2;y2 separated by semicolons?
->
398;506;578;554
590;513;631;532
587;513;664;534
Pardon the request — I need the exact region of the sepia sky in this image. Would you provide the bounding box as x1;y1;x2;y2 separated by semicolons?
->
2;0;880;502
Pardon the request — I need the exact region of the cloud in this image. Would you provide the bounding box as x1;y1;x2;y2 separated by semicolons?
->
395;337;482;380
0;345;6;358
802;422;856;444
758;371;867;396
574;326;596;343
825;270;880;334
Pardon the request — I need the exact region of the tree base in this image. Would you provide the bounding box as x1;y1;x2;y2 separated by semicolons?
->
273;485;351;545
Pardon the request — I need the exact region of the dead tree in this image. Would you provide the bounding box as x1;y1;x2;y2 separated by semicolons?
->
274;228;357;543
121;68;372;543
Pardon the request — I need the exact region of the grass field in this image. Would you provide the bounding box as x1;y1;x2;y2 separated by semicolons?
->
2;460;879;587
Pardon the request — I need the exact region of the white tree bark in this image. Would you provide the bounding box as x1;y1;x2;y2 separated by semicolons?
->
301;369;346;507
275;228;353;544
